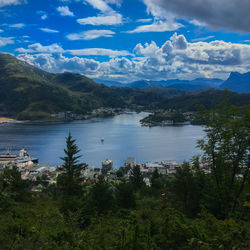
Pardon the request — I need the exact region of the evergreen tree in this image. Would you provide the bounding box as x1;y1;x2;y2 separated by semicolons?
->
129;165;145;190
58;132;87;197
198;104;250;218
171;162;201;216
115;182;136;209
0;166;29;207
151;168;160;189
89;176;115;214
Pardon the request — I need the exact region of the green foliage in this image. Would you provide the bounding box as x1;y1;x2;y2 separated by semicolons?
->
0;166;30;209
198;104;250;218
88;176;115;214
129;165;145;190
170;162;205;217
115;182;136;209
159;89;250;112
0;103;249;248
1;54;249;120
57;133;87;216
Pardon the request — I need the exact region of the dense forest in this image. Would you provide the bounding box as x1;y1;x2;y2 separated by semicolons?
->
0;104;249;249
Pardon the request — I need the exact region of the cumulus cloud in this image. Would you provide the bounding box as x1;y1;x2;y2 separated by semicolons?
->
17;53;100;74
142;0;250;33
57;6;74;16
0;36;14;46
67;29;115;40
16;33;250;82
77;14;122;26
40;28;59;33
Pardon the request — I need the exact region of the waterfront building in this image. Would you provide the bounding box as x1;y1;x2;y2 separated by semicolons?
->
102;160;113;175
125;157;136;169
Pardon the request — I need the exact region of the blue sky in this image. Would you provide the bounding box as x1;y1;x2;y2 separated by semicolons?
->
1;0;250;82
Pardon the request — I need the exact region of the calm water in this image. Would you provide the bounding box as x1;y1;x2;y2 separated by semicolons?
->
0;113;205;168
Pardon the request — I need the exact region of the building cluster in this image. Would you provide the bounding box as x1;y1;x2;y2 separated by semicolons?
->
50;108;123;121
0;149;60;191
82;157;183;186
50;111;85;121
0;149;215;191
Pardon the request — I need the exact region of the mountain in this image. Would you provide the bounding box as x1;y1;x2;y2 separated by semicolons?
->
93;79;125;87
98;78;224;91
159;89;250;111
220;72;250;93
0;53;176;120
0;53;126;120
0;53;248;121
165;84;212;92
127;80;161;88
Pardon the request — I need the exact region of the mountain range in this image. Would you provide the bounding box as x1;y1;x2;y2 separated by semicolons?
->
0;53;249;120
95;73;250;93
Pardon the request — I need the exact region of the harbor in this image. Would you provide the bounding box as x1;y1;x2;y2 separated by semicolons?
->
0;148;212;192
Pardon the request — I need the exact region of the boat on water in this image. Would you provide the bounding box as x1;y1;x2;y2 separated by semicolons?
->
0;149;38;169
101;137;104;143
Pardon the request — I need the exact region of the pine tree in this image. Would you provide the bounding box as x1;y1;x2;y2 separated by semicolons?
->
58;132;87;197
151;168;161;189
129;165;145;190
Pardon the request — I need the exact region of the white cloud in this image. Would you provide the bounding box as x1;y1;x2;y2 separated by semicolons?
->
104;0;122;7
9;23;25;28
16;34;250;82
192;36;215;42
57;6;74;16
17;53;100;74
16;42;131;57
189;19;206;27
0;0;24;7
67;29;115;40
41;14;48;20
136;18;152;23
85;0;112;13
0;36;14;46
127;20;183;33
37;10;48;20
40;28;59;33
69;48;133;57
16;43;64;53
77;13;122;26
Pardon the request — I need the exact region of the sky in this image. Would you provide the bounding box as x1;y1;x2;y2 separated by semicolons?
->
1;0;250;82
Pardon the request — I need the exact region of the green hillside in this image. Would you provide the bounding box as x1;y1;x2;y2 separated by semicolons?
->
0;53;249;121
159;89;250;111
0;54;127;120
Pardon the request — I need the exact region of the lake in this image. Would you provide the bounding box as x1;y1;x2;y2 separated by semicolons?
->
0;112;205;168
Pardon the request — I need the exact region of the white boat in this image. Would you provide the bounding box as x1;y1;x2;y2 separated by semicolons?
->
101;137;104;143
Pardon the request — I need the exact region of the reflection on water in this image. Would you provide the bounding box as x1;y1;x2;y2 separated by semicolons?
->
0;113;205;168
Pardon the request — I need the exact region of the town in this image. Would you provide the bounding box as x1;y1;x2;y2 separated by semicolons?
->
0;149;212;192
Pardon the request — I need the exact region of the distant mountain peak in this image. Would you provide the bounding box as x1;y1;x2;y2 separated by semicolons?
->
221;71;250;93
